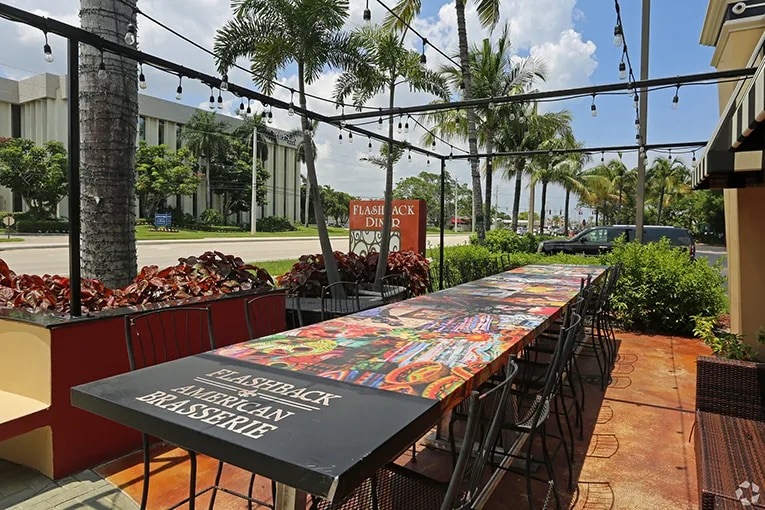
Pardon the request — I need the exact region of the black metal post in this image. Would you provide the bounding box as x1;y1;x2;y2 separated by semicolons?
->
67;38;81;316
439;158;445;290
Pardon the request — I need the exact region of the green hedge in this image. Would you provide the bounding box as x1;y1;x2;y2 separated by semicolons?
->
470;229;560;253
257;216;296;232
15;219;69;233
602;239;726;336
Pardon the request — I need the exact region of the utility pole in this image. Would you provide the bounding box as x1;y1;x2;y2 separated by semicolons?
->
250;124;258;235
453;177;459;233
635;0;651;243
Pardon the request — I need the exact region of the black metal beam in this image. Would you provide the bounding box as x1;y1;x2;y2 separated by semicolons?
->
0;2;442;160
439;158;445;291
328;67;758;122
67;38;81;316
448;140;708;160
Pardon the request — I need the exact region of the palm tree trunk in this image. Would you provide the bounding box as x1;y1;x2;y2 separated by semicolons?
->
618;185;623;223
564;189;571;235
510;158;525;231
539;180;548;233
297;61;340;285
657;185;665;224
455;0;484;241
80;0;138;288
483;147;493;233
373;78;397;290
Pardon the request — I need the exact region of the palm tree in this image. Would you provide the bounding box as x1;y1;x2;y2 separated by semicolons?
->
215;0;360;286
429;25;545;234
386;0;503;242
335;25;448;288
603;158;632;223
582;165;618;225
80;0;138;288
181;111;230;211
290;120;319;227
495;104;573;231
529;134;577;232
553;152;590;235
647;157;691;224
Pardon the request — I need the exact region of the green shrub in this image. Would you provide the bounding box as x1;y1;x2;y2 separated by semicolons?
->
15;219;69;233
602;239;727;336
472;229;560;254
257;216;296;232
199;208;223;226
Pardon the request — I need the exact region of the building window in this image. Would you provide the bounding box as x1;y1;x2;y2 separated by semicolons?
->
158;119;165;145
176;124;183;150
10;105;20;138
138;116;146;142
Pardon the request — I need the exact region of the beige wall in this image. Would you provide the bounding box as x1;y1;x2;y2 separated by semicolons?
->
703;1;765;351
0;73;302;224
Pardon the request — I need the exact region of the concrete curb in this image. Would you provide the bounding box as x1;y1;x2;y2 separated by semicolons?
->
0;236;351;251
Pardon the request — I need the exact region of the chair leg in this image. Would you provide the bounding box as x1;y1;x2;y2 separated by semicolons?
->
448;418;458;468
411;443;417;463
540;424;563;510
139;434;150;510
208;462;223;510
188;451;197;510
247;474;256;510
525;430;537;510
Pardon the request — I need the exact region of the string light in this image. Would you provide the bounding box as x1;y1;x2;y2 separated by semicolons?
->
97;52;107;79
601;151;605;163
288;89;295;116
634;118;640;131
175;76;183;101
591;93;597;117
397;116;403;134
338;129;343;144
377;109;383;131
633;93;639;109
348;130;353;144
217;89;223;110
267;105;273;124
408;148;412;164
404;116;409;134
639;146;646;158
618;60;627;80
138;64;147;89
420;38;427;65
668;149;673;160
368;137;372;152
363;0;371;23
692;151;697;164
238;99;245;116
426;157;430;166
672;85;680;110
208;87;215;110
613;24;623;47
220;73;228;91
245;99;251;117
124;22;136;46
43;32;53;63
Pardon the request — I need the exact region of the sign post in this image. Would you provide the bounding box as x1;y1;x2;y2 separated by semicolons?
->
3;215;14;239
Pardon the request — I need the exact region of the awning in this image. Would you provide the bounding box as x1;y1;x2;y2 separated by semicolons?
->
693;55;765;189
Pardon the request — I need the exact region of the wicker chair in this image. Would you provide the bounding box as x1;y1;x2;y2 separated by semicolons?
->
695;356;765;510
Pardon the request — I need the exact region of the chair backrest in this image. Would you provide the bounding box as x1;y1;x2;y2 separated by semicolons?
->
381;273;410;305
320;281;361;320
444;360;520;510
286;292;305;329
125;306;214;371
244;290;288;339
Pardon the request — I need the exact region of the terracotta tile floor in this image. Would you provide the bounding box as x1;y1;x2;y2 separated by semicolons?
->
96;331;711;509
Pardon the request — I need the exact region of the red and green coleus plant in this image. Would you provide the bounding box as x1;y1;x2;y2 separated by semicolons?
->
0;251;273;315
277;250;430;297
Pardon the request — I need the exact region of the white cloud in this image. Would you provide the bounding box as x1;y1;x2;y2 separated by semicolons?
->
0;0;598;206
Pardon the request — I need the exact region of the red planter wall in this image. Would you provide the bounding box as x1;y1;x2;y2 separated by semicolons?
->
0;290;285;479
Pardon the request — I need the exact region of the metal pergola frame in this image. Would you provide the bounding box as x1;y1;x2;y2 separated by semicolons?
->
0;2;747;314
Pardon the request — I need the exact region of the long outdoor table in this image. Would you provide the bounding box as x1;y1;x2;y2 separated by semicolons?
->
71;263;607;509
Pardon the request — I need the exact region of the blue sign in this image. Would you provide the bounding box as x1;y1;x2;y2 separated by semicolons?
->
154;213;172;228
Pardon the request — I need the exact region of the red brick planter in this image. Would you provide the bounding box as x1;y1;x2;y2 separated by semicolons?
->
0;289;285;479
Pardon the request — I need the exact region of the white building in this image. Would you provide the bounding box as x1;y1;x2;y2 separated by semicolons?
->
0;72;302;224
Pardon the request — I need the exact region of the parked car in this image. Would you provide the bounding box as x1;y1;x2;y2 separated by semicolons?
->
537;225;696;257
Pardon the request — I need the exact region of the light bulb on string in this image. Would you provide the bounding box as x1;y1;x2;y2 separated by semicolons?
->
377;110;383;131
338;131;343;144
368;137;372;153
124;22;136;46
634;118;640;131
397;118;402;134
97;52;107;80
208;88;216;110
601;152;604;163
363;0;371;23
639;146;646;159
220;73;229;92
238;100;245;116
668;149;673;160
613;24;623;47
590;93;597;117
43;32;53;63
217;91;223;110
449;148;454;160
431;139;436;149
672;85;680;110
426;158;430;166
267;107;273;124
408;149;412;164
288;89;295;116
618;60;627;80
245;100;251;117
348;130;353;144
404;117;409;134
633;93;639;110
420;38;428;65
692;151;697;165
138;64;147;90
176;76;183;101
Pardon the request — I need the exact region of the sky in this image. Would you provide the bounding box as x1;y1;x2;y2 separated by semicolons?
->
0;0;719;220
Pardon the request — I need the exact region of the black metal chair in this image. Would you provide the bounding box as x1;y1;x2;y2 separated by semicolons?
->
125;307;218;510
313;360;519;510
321;281;361;321
244;290;288;339
381;273;411;305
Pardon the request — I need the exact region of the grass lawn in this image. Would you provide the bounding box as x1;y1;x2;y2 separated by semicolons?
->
135;225;349;240
0;237;23;242
254;259;297;278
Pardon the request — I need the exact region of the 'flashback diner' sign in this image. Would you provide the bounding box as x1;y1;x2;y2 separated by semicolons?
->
71;353;437;500
348;199;426;255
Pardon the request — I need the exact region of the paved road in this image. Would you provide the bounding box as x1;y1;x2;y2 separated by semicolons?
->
0;234;472;276
696;245;727;276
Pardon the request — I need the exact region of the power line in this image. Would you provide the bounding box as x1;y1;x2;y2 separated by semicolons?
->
448;140;707;160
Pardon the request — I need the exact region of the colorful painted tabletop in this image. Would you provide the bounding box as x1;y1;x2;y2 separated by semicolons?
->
72;263;606;503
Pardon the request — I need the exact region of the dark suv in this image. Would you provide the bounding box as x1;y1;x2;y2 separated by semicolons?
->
537;225;695;257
